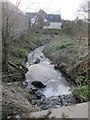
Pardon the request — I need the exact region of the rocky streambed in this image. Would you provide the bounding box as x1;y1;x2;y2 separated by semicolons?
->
25;46;77;110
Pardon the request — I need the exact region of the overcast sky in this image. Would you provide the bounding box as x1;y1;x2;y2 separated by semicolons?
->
9;0;86;20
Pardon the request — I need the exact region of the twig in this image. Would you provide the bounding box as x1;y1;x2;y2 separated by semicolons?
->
2;73;21;78
8;61;25;76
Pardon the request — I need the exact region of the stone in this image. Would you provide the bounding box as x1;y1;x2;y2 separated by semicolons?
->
29;88;38;94
54;64;60;70
22;81;28;87
34;58;40;64
31;81;46;88
35;91;46;100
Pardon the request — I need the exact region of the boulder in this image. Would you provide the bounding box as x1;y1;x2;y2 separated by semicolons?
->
34;58;40;64
31;81;46;88
54;64;60;70
36;91;46;100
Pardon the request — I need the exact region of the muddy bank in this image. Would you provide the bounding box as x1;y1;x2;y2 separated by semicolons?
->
2;83;36;119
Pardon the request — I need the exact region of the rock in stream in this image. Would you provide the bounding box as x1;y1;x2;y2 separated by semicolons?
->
29;87;76;110
26;46;76;110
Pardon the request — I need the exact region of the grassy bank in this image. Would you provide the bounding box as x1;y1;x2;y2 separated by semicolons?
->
2;30;52;118
9;32;43;64
43;36;89;102
3;30;51;82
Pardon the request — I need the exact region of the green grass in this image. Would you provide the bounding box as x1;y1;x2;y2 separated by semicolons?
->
2;31;44;118
7;30;51;82
9;32;44;64
73;85;89;102
43;37;88;101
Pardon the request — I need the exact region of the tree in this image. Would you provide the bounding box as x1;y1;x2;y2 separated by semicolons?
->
77;0;89;22
31;9;48;29
36;10;47;28
2;1;20;72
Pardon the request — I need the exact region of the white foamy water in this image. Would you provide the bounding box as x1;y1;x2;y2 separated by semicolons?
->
26;46;72;98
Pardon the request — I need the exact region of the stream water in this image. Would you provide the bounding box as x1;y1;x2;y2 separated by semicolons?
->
25;46;76;110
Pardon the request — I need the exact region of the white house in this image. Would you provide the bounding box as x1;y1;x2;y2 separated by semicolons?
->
26;11;62;29
44;14;62;29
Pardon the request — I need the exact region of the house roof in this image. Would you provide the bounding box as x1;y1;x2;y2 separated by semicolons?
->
46;14;61;22
26;12;37;19
26;12;61;22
